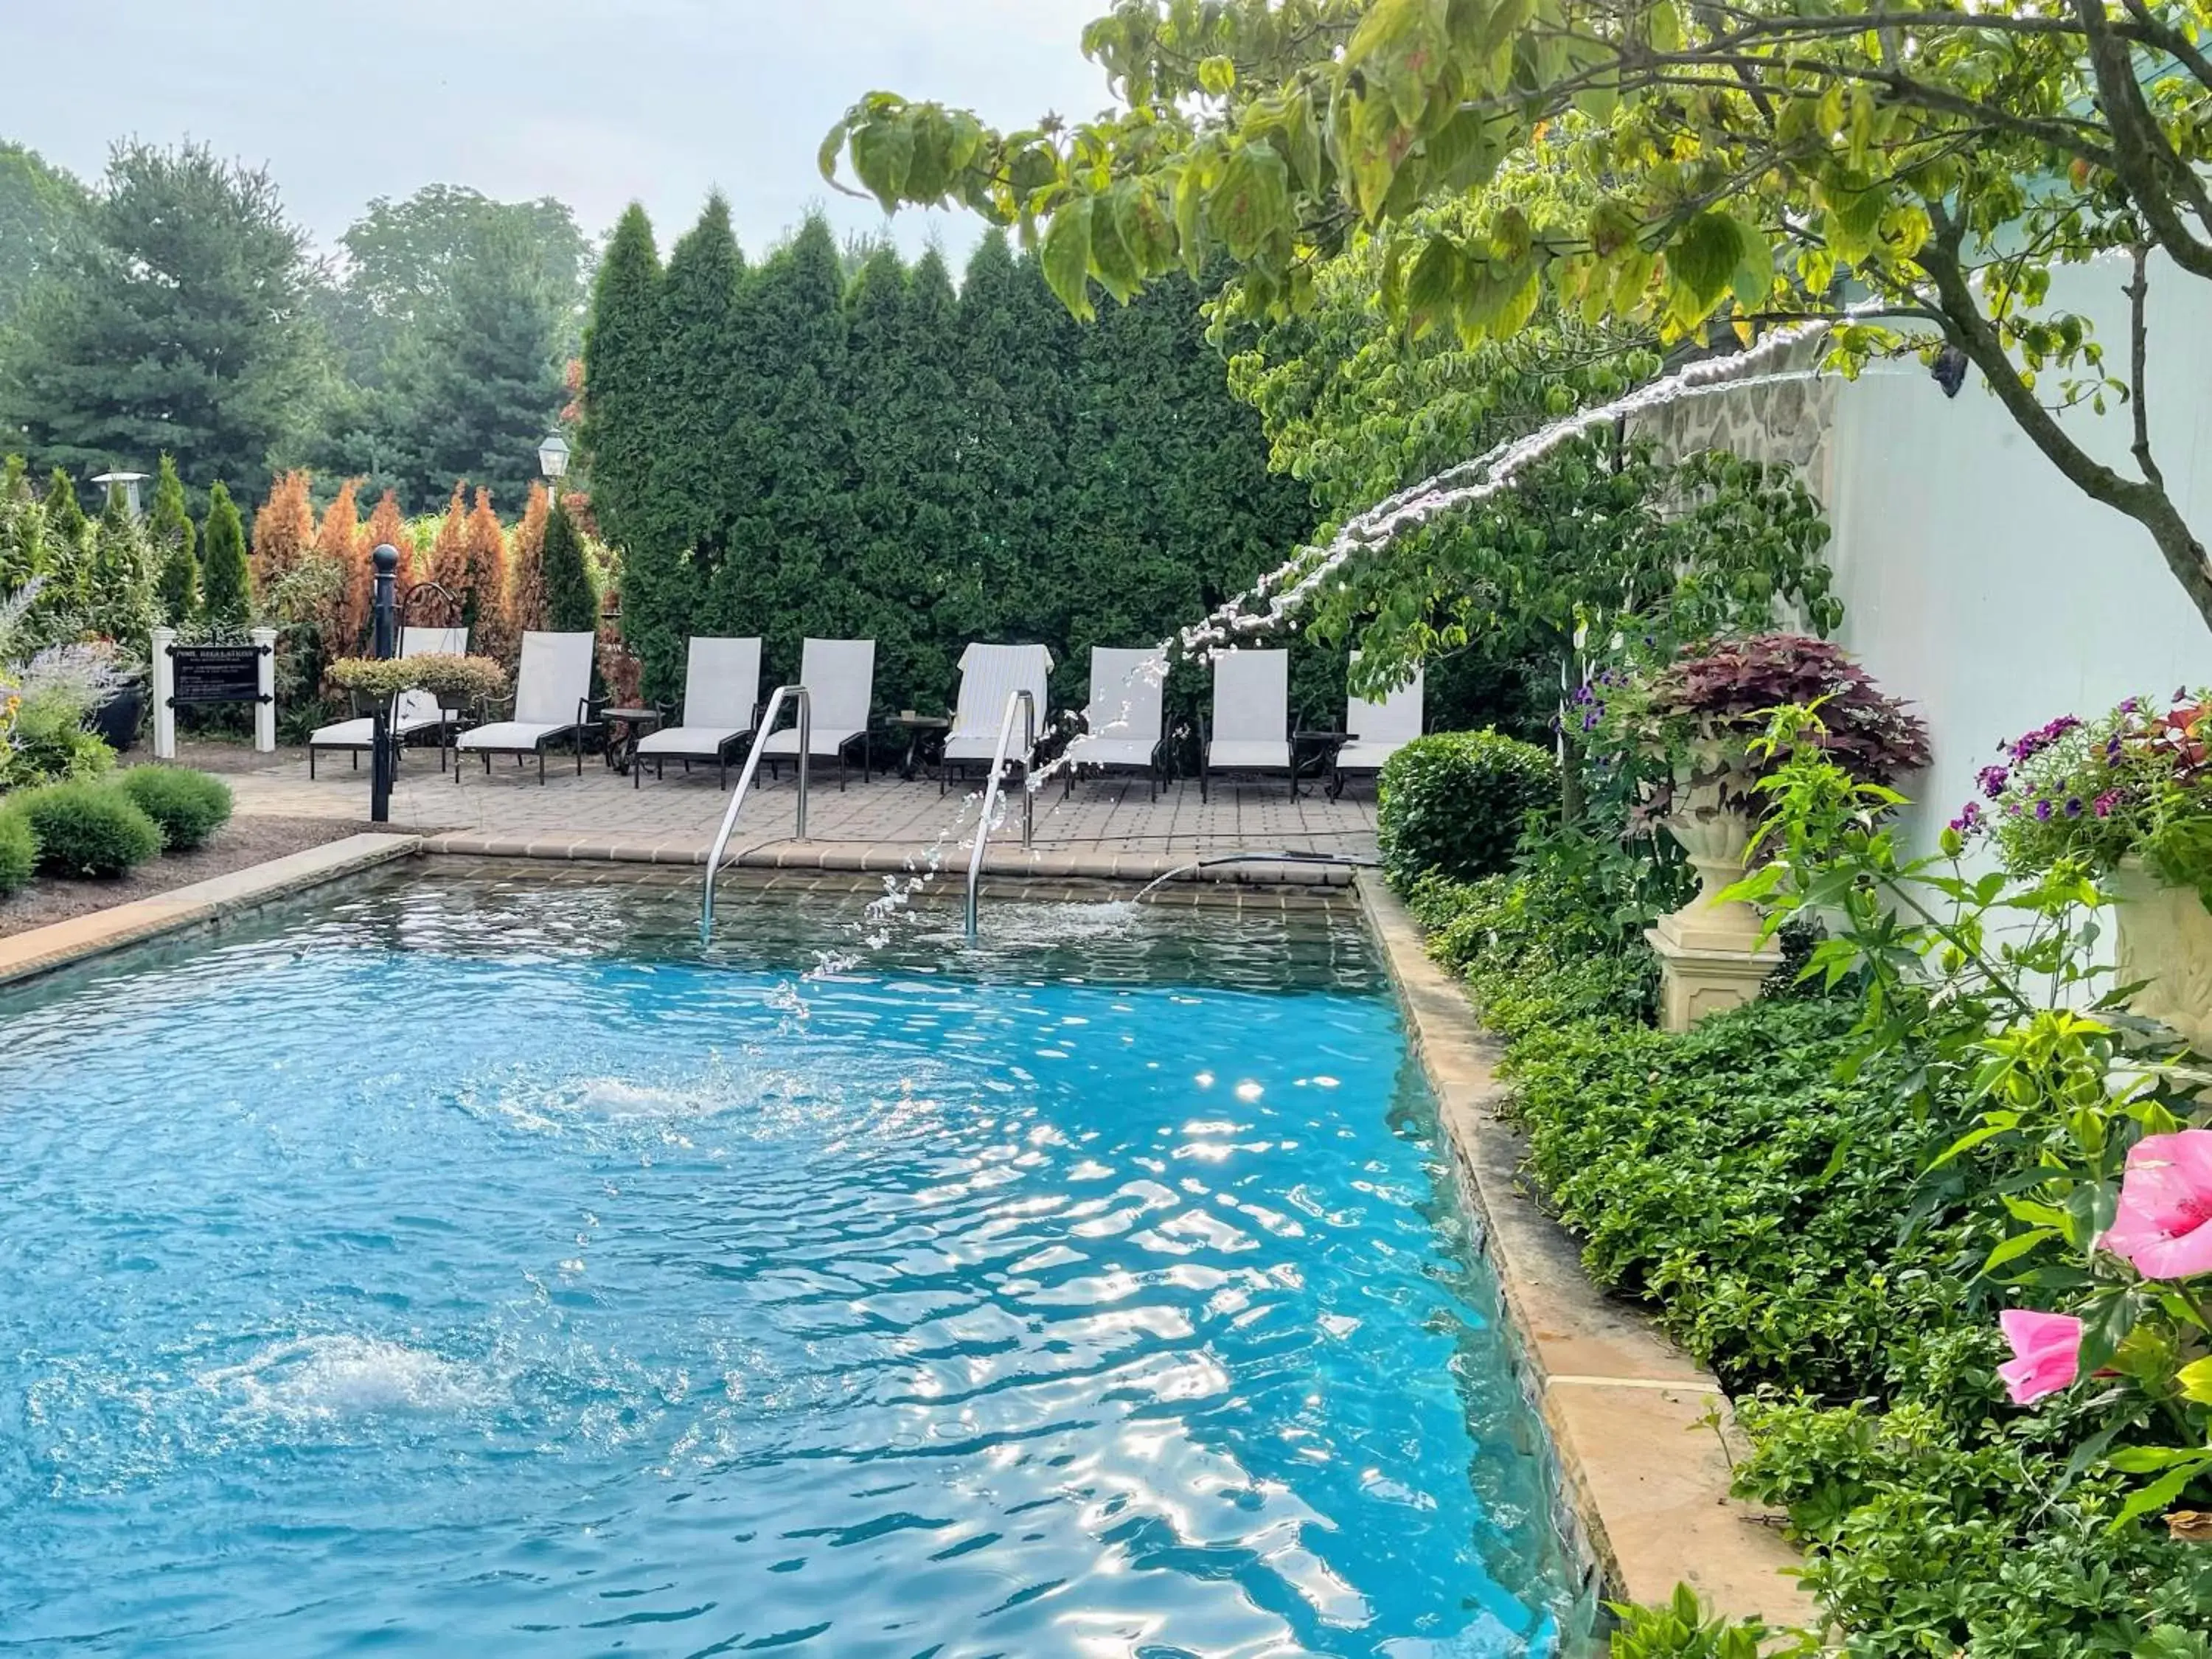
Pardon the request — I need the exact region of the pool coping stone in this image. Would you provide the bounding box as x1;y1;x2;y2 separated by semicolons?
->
0;834;422;990
1354;872;1818;1632
417;832;1358;886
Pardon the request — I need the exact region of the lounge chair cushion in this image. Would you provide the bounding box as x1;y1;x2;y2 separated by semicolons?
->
458;720;570;753
1208;740;1292;772
944;643;1054;762
636;725;750;759
1334;739;1411;773
1065;734;1158;769
759;726;866;759
310;710;448;748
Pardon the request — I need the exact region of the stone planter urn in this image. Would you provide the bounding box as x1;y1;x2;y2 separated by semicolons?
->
1645;776;1781;1032
2110;858;2212;1053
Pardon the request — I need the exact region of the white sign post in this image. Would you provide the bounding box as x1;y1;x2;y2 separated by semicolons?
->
251;627;278;754
150;626;177;759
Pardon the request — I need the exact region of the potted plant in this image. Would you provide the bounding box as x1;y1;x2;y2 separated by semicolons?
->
1618;634;1932;925
80;638;145;752
1608;636;1930;1025
327;653;509;711
1976;694;2212;1048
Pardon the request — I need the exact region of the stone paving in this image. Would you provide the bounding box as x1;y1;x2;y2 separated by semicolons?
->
209;744;1378;881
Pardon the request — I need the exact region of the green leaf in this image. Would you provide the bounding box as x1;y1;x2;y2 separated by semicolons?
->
849;115;917;212
1040;197;1096;320
2110;1460;2209;1533
1402;236;1461;338
2177;1356;2212;1405
1209;140;1292;260
1980;1228;2056;1277
1665;211;1742;318
1197;55;1237;96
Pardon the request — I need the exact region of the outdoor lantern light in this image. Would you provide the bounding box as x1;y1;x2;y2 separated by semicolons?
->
90;469;150;517
538;434;571;481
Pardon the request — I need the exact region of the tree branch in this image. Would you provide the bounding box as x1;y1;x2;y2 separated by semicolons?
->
2127;241;2164;490
2071;0;2212;278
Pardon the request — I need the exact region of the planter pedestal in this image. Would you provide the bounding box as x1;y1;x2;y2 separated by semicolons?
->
2112;860;2212;1053
1646;800;1779;1033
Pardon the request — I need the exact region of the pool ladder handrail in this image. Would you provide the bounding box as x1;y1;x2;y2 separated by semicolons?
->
700;684;810;940
963;689;1035;942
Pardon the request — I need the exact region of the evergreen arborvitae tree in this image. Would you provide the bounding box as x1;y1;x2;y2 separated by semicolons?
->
540;497;598;634
199;481;251;625
38;466;90;616
250;470;316;591
954;233;1074;668
509;481;552;635
578;204;664;558
86;485;158;650
150;453;197;625
0;455;47;591
627;196;744;700
711;214;855;692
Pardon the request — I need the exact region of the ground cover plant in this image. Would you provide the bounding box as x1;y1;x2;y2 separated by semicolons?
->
1387;686;2212;1653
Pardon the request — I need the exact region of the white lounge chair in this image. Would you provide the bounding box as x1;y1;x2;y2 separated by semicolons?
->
634;636;762;790
759;636;874;789
1062;645;1166;798
1200;649;1291;800
1331;656;1425;797
455;630;597;784
940;642;1054;794
308;625;467;779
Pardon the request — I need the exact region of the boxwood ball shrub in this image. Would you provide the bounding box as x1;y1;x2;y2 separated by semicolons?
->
1377;729;1555;886
16;781;164;877
118;766;234;852
0;806;35;896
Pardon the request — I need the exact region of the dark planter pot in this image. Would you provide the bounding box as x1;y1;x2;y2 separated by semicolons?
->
91;686;145;753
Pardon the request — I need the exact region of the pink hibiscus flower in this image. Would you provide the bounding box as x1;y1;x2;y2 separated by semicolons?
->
2103;1131;2212;1281
1997;1309;2084;1406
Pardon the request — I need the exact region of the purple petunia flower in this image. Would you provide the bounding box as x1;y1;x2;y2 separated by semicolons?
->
1950;801;1986;835
2094;791;2121;818
1978;765;2010;799
2010;716;2084;765
2121;697;2142;714
2064;797;2084;818
2035;799;2054;821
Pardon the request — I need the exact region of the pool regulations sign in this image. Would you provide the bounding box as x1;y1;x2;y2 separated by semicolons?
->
150;627;280;758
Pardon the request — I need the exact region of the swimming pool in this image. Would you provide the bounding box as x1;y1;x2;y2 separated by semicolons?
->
1;866;1587;1655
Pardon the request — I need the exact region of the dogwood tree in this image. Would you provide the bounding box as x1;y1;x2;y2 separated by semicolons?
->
821;1;2212;630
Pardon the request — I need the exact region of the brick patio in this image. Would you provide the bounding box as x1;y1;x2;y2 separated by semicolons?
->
206;742;1379;883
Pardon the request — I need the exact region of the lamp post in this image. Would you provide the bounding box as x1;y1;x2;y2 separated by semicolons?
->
538;434;570;483
369;543;400;824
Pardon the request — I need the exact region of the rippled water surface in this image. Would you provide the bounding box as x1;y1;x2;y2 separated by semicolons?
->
1;871;1582;1655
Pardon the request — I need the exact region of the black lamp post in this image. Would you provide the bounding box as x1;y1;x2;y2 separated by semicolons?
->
369;542;400;824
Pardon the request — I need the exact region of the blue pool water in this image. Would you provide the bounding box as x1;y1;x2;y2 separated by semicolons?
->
0;871;1582;1655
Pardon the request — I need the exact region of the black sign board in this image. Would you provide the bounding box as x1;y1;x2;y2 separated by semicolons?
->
167;643;270;707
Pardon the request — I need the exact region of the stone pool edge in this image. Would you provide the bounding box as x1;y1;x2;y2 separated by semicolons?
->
1354;872;1818;1631
0;834;422;990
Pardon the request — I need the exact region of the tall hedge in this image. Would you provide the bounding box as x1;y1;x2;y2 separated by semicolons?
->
580;207;1315;717
150;453;195;624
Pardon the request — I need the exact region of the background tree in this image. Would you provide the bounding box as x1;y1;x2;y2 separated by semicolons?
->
540;496;598;634
0;456;48;591
150;453;197;625
509;481;552;635
38;467;88;619
578;204;664;556
199;481;251;627
85;485;157;650
0;141;328;489
324;184;591;383
352;489;416;635
0;142;88;332
312;480;363;648
251;470;316;593
452;487;514;662
822;0;2212;636
373;214;567;509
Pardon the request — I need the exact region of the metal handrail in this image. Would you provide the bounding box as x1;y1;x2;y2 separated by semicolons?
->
700;684;810;940
963;689;1035;942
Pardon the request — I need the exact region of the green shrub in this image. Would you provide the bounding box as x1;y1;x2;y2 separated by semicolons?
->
0;806;35;895
0;688;116;788
117;765;232;851
1376;728;1554;886
15;781;163;876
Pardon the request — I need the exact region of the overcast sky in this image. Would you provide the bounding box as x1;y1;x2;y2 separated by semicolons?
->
7;0;1113;265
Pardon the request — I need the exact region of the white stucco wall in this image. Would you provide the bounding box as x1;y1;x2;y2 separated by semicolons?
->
1822;253;2212;846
